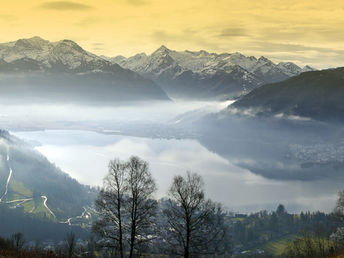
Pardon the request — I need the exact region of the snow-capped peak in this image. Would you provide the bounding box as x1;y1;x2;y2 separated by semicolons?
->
277;62;302;76
153;45;172;55
257;56;273;64
0;36;115;72
230;52;245;58
14;36;49;49
108;46;315;91
302;65;315;72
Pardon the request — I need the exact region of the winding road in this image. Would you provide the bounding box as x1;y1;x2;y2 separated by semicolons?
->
61;206;91;226
41;195;56;218
0;147;12;202
1;145;89;225
5;198;32;204
0;148;54;218
0;168;12;202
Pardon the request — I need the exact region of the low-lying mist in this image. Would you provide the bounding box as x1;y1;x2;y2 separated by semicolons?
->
2;99;343;213
0;100;232;129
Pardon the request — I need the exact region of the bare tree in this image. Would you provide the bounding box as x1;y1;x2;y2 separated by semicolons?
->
126;156;157;257
164;172;230;258
11;232;25;250
93;156;157;258
334;190;344;217
66;231;76;258
93;159;127;257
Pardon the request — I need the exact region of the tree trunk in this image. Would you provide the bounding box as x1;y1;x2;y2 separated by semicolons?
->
129;221;136;258
185;215;190;258
129;195;137;258
117;189;124;258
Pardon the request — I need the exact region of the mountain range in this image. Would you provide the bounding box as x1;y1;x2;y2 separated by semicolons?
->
0;36;169;104
0;37;317;102
107;46;314;99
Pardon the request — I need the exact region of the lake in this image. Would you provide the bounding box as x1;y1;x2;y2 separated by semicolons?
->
12;129;342;213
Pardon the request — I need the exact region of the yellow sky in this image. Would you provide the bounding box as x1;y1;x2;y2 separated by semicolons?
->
1;0;344;68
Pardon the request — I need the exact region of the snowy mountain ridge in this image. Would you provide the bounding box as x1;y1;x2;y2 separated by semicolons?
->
106;46;315;99
0;37;170;103
0;37;316;100
0;36;115;73
109;46;314;78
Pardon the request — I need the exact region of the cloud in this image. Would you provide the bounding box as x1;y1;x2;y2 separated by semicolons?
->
274;113;311;121
151;29;220;50
252;22;344;44
218;27;247;38
39;1;93;11
247;41;336;53
151;30;174;42
92;47;105;51
126;0;149;6
75;17;99;27
91;43;106;51
92;42;105;46
0;15;16;21
234;40;344;68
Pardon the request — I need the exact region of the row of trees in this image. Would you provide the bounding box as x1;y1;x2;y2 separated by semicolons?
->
273;191;344;258
231;206;339;249
0;231;84;258
93;156;230;257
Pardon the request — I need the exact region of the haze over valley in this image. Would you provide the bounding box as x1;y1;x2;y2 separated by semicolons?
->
0;36;342;213
0;33;344;256
1;0;344;256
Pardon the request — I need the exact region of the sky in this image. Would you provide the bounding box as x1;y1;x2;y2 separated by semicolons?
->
1;0;344;68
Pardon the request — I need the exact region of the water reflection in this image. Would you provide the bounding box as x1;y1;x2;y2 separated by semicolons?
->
12;130;341;213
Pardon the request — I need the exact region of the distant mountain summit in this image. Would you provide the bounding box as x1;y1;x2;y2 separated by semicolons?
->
107;46;315;100
0;36;107;72
0;37;169;103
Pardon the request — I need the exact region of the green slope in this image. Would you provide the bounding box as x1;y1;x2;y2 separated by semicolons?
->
0;130;97;222
233;67;344;122
262;234;297;256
